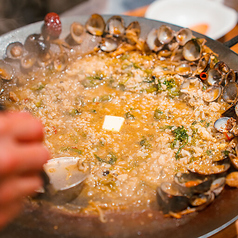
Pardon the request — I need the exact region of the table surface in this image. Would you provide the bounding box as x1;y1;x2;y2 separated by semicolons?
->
125;4;238;238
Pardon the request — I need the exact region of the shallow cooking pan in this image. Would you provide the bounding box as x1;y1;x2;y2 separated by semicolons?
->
1;15;238;238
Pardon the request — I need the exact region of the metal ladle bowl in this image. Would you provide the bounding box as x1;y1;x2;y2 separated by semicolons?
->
39;157;90;205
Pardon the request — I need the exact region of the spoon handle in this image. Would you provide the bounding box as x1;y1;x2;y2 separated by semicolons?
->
40;170;50;192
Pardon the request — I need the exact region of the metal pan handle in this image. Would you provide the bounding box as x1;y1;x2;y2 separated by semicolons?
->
224;35;238;48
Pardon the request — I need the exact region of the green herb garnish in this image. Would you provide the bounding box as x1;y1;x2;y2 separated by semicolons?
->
139;137;151;149
94;153;118;165
163;78;176;89
223;150;230;157
125;111;135;120
154;108;167;120
61;147;82;155
171;126;189;160
160;125;174;131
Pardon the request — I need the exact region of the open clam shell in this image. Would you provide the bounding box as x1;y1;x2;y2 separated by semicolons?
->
6;42;24;60
203;85;222;102
182;39;201;61
37;50;53;68
210;177;226;196
0;60;15;81
174;172;213;196
190;192;215;211
229;153;238;170
85;14;105;36
175;63;192;76
70;22;86;44
225;69;236;86
156;182;190;213
100;36;118;52
125;21;140;45
54;53;68;71
157;25;174;44
214;61;230;75
180;76;202;93
222;103;238;119
24;34;49;56
206;68;224;86
176;28;193;46
20;52;37;70
195;54;211;75
146;28;163;52
106;15;125;37
214;117;236;133
223;82;238;104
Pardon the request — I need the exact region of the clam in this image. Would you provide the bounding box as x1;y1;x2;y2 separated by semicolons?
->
225;69;236;86
182;39;201;61
24;34;41;52
6;42;24;60
222;82;238;104
206;68;224;86
214;117;236;133
174;172;213;196
70;22;86;44
226;172;238;187
214;61;230;75
20;52;37;70
176;28;193;46
100;36;118;52
229;153;238;170
190;192;215;211
106;16;125;37
170;46;183;62
157;25;174;44
85;14;105;36
156;182;190;213
222;103;238;119
195;54;210;75
37;51;53;68
180;76;202;93
203;85;222;102
175;63;192;76
54;53;68;71
167;40;179;51
125;21;141;45
0;60;14;81
158;49;172;58
210;177;226;196
24;34;50;56
146;28;163;52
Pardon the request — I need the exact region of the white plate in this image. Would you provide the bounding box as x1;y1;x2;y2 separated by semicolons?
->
145;0;237;39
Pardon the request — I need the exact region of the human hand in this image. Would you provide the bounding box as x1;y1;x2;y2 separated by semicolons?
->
0;111;50;229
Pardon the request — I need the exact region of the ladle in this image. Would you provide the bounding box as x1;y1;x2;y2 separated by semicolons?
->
38;157;90;205
0;106;89;205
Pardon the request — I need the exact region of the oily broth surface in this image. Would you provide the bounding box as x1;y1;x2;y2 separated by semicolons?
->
4;51;228;212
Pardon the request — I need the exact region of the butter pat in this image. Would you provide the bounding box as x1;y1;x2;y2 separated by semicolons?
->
103;115;125;132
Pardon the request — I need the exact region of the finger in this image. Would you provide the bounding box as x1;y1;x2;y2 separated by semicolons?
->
0;200;22;229
0;175;42;204
0;143;50;176
7;111;44;142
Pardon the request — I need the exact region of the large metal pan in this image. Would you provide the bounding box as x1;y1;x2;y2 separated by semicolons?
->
1;15;238;238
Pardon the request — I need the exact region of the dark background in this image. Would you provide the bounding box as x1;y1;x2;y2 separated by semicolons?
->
0;0;86;35
0;0;157;35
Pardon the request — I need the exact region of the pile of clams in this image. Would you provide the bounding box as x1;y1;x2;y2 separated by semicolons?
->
1;13;238;218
